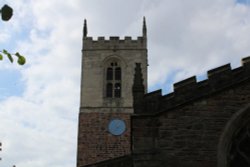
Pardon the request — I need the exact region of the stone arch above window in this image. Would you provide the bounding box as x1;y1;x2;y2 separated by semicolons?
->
217;104;250;167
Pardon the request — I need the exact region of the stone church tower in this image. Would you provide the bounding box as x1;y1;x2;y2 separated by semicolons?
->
77;18;148;167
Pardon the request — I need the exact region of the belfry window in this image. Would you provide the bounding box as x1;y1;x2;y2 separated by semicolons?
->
105;61;122;98
114;83;121;97
106;83;113;97
115;67;121;80
107;68;113;80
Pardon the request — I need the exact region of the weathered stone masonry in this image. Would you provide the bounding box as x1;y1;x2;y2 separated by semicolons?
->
82;56;250;167
132;56;250;167
77;18;250;167
77;19;148;167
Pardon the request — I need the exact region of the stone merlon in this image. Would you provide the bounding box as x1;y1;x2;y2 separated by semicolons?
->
82;36;147;51
134;56;250;115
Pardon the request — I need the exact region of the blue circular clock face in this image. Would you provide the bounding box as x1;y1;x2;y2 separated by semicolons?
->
108;119;126;136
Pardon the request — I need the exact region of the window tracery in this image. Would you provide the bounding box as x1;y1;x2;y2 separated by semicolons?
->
105;60;122;98
229;121;250;167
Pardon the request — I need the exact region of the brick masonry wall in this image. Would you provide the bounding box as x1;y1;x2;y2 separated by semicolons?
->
77;112;131;167
83;155;133;167
132;81;250;167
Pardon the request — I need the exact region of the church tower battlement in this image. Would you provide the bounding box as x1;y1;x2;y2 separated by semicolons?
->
80;18;147;110
82;17;147;51
83;36;146;50
77;18;148;167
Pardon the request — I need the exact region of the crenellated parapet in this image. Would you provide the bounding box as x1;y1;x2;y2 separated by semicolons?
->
82;18;147;51
135;56;250;115
83;36;146;51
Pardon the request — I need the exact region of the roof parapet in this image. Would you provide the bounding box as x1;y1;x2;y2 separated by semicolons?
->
207;64;232;88
110;36;119;40
145;89;162;97
207;64;231;78
174;76;197;92
242;56;250;65
97;37;105;40
82;18;147;50
139;56;250;115
242;56;250;73
83;36;147;50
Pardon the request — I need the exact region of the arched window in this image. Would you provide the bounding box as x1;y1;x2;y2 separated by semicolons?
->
229;123;250;167
106;83;113;97
105;60;122;98
114;83;121;97
107;68;113;80
115;67;121;80
217;105;250;167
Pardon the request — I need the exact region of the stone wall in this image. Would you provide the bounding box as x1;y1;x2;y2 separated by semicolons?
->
132;56;250;167
78;32;148;166
78;56;250;167
80;36;148;108
83;36;146;50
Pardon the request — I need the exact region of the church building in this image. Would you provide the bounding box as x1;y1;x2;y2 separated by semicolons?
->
77;18;250;167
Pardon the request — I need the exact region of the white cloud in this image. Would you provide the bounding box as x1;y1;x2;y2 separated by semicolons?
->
1;1;80;167
0;29;11;43
145;0;250;92
1;0;250;167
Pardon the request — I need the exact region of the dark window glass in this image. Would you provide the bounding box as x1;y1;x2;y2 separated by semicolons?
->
106;83;113;97
107;68;113;80
114;83;121;98
115;67;121;80
229;122;250;167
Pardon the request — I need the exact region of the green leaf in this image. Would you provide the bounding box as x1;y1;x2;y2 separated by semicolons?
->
1;50;26;65
15;52;26;65
1;4;13;21
17;56;26;65
7;53;13;63
3;50;13;63
3;49;8;54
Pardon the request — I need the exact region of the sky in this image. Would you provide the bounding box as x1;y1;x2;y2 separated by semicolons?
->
1;0;250;166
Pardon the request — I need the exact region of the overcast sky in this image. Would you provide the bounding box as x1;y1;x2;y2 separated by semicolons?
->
1;0;250;166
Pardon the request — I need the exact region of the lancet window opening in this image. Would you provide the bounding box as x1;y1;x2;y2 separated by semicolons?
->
105;61;122;98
